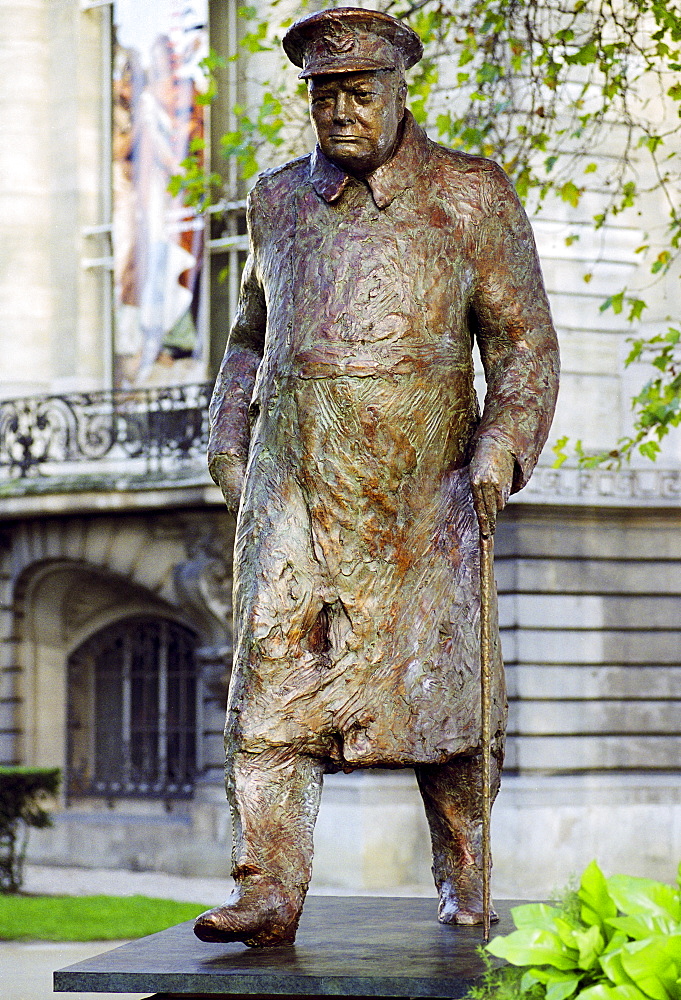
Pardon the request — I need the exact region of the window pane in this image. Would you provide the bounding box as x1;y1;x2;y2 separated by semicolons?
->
93;631;125;790
67;616;198;799
112;1;210;389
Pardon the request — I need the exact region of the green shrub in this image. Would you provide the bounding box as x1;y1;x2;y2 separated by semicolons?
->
0;766;61;893
474;860;681;1000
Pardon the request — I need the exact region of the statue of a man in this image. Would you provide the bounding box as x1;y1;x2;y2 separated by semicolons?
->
195;7;559;948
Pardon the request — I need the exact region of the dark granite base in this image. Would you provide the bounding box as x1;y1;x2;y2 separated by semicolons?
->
54;896;521;998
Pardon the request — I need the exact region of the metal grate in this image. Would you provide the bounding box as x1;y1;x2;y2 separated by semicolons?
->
0;382;212;478
67;617;198;801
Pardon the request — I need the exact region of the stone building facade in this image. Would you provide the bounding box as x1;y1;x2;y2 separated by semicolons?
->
0;0;679;897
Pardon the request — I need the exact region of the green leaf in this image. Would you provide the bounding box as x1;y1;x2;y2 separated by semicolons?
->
628;298;647;323
618;182;638;211
204;49;226;72
640;440;662;460
600;944;641;989
240;150;260;179
651;251;672;274
554;916;583;951
607;874;681;922
477;61;502;85
579;986;650;1000
580;861;618;931
240;19;271;53
640;134;664;154
521;969;543;992
620;936;681;1000
574;924;606;970
600;292;625;315
552;436;569;468
520;966;584;999
567;39;599;65
512;902;563;929
607;914;677;940
625;338;646;365
486;927;578;970
436;113;453;137
560;181;583;207
547;977;582;1000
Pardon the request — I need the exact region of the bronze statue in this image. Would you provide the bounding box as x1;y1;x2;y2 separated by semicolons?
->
195;7;559;948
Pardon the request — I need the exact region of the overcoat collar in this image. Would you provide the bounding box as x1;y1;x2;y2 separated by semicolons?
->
309;110;429;209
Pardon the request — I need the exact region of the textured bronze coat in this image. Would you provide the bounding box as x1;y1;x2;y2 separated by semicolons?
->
210;112;559;771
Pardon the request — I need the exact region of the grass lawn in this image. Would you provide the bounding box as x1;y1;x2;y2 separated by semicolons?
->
0;894;210;940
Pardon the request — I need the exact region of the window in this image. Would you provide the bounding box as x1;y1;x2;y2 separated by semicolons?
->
67;617;199;800
82;0;248;391
206;0;249;375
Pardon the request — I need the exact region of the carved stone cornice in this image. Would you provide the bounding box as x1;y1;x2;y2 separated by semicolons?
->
514;465;681;507
173;519;235;646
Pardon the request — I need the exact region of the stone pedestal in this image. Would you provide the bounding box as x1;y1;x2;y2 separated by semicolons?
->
54;896;520;998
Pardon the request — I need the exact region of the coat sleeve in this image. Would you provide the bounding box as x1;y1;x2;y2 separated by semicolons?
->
207;193;267;467
470;163;560;493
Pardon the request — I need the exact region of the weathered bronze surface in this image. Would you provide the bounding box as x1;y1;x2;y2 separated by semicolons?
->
197;6;559;948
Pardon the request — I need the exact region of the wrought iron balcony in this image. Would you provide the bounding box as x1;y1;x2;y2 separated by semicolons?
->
0;383;212;481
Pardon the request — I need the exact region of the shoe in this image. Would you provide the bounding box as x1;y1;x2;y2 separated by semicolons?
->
437;873;499;926
193;875;302;947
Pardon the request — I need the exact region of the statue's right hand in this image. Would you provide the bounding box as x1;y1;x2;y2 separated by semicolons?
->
208;452;246;513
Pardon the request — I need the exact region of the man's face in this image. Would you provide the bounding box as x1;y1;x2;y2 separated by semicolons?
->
308;70;406;177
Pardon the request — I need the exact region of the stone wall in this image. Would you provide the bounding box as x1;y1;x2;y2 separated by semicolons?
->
0;498;233;775
4;492;678;897
497;500;681;777
0;0;108;397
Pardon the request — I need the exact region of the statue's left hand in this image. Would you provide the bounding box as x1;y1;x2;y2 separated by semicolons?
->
470;439;515;538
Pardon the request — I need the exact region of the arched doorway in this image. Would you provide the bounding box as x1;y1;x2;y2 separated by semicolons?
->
67;616;198;801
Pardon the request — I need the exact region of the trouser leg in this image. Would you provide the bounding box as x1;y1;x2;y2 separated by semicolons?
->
228;747;324;897
415;752;501;925
194;747;324;947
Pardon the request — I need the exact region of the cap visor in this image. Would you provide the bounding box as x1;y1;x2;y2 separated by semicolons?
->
300;56;397;78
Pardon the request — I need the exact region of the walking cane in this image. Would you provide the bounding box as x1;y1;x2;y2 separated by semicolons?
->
479;527;494;942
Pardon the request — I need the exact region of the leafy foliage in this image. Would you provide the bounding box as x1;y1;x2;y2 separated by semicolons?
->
0;766;61;893
473;860;681;1000
167;50;226;211
467;952;544;1000
175;0;681;464
554;327;681;468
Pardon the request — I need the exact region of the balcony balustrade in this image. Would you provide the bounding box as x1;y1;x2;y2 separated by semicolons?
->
0;383;212;482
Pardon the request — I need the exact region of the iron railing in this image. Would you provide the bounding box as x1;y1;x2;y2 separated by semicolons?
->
66;617;198;801
0;383;212;479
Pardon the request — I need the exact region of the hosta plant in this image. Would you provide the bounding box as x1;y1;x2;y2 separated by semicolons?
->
481;860;681;1000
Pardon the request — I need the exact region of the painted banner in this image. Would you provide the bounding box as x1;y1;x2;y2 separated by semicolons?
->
112;0;209;388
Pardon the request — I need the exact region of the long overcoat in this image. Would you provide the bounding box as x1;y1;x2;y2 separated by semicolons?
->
210;111;559;771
